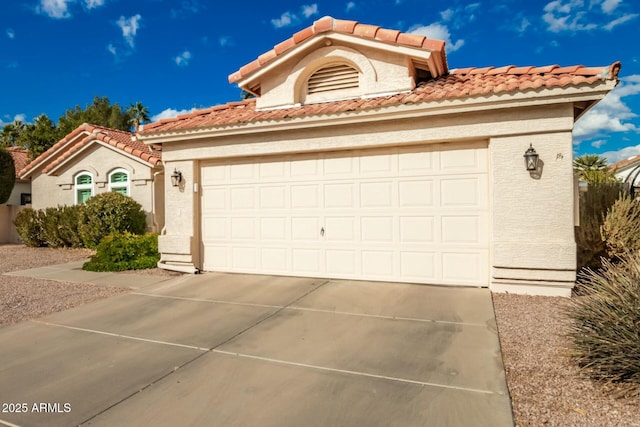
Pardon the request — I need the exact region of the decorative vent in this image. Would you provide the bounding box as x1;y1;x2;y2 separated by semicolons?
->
307;64;359;95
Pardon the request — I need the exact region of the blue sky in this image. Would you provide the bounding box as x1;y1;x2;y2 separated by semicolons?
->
1;0;639;162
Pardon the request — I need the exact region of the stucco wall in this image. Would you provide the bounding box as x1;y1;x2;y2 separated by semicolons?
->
30;144;162;230
0;205;27;244
256;42;415;109
158;102;579;294
4;181;31;206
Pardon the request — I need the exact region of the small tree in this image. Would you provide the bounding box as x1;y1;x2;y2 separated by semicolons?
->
0;148;16;204
573;154;618;184
127;101;150;132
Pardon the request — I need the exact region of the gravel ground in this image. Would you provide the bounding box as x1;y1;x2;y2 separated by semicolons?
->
493;293;640;427
0;244;176;327
2;244;638;425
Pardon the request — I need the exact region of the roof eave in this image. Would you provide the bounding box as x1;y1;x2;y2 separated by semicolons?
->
139;83;614;144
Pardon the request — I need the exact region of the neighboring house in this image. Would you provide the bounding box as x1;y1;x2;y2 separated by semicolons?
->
0;147;32;243
139;17;619;296
19;124;165;231
611;155;640;195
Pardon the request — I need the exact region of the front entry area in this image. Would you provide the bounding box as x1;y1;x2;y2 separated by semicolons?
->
200;141;489;286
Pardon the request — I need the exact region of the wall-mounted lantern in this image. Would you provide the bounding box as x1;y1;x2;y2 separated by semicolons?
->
523;144;540;171
170;169;182;187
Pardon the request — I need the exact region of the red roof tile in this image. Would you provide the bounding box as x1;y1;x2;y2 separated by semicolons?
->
7;147;29;179
19;124;161;178
610;155;640;171
228;16;447;84
141;62;621;136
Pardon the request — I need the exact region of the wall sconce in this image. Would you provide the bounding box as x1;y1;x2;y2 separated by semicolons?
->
523;144;539;171
170;169;182;187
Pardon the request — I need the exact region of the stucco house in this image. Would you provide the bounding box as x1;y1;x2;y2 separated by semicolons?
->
0;146;31;243
19;124;165;231
139;17;619;296
611;155;640;195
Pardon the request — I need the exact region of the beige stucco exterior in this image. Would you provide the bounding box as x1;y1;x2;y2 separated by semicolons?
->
142;24;616;295
28;143;164;231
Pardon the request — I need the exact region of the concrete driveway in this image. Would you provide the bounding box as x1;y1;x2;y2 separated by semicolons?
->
0;269;513;427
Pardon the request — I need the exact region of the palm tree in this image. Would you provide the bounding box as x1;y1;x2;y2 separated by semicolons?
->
127;102;150;132
573;154;617;184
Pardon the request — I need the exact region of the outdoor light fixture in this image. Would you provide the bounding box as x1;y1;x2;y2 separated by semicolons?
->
523;144;539;171
170;169;182;187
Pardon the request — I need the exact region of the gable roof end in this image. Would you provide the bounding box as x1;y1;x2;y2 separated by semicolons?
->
19;124;161;179
7;147;29;180
228;16;448;91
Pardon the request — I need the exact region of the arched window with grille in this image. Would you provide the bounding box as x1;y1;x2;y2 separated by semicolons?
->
108;169;130;196
75;172;94;204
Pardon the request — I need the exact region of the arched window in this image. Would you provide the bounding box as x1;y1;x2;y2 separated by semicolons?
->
307;63;359;95
109;169;130;196
75;172;94;204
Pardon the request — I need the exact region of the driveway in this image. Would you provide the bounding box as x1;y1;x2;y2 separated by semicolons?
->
0;269;513;427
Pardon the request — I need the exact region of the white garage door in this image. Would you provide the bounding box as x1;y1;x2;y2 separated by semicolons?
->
200;142;489;286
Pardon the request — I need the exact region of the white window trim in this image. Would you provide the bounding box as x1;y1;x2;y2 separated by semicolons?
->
108;168;130;196
75;172;94;205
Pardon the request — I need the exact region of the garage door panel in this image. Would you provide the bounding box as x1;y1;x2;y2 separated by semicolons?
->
399;216;434;242
360;182;393;207
326;250;357;275
230;188;255;209
361;217;394;242
291;217;321;241
259;186;287;209
201;143;489;286
324;217;355;241
291;185;319;208
362;251;394;277
324;183;355;208
203;217;227;240
441;216;480;244
292;249;321;274
261;248;288;271
260;217;287;240
399;180;434;207
400;252;436;280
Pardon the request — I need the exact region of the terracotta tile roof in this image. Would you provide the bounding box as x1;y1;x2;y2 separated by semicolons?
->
19;124;161;178
141;62;621;136
610;155;640;172
6;146;29;179
228;16;447;84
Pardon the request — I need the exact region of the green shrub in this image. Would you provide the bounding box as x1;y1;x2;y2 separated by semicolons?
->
601;195;640;260
41;205;84;248
567;254;640;397
0;148;15;204
83;232;159;272
13;208;45;247
575;182;625;271
78;192;147;249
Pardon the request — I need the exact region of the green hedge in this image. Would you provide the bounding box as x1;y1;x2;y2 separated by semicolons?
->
83;232;160;272
14;208;46;247
78;192;147;249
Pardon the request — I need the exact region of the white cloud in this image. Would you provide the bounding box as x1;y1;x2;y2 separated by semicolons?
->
0;114;28;127
174;50;192;67
345;1;356;13
37;0;73;19
106;43;117;56
604;13;639;30
600;144;640;164
117;14;142;48
150;107;197;123
574;74;640;142
517;17;531;33
601;0;622;14
301;4;319;18
218;36;232;47
271;11;297;28
440;8;454;21
271;4;318;29
83;0;105;9
591;139;607;148
408;23;465;52
6;28;15;39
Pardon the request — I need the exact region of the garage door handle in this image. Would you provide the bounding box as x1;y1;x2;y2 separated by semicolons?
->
320;227;325;237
